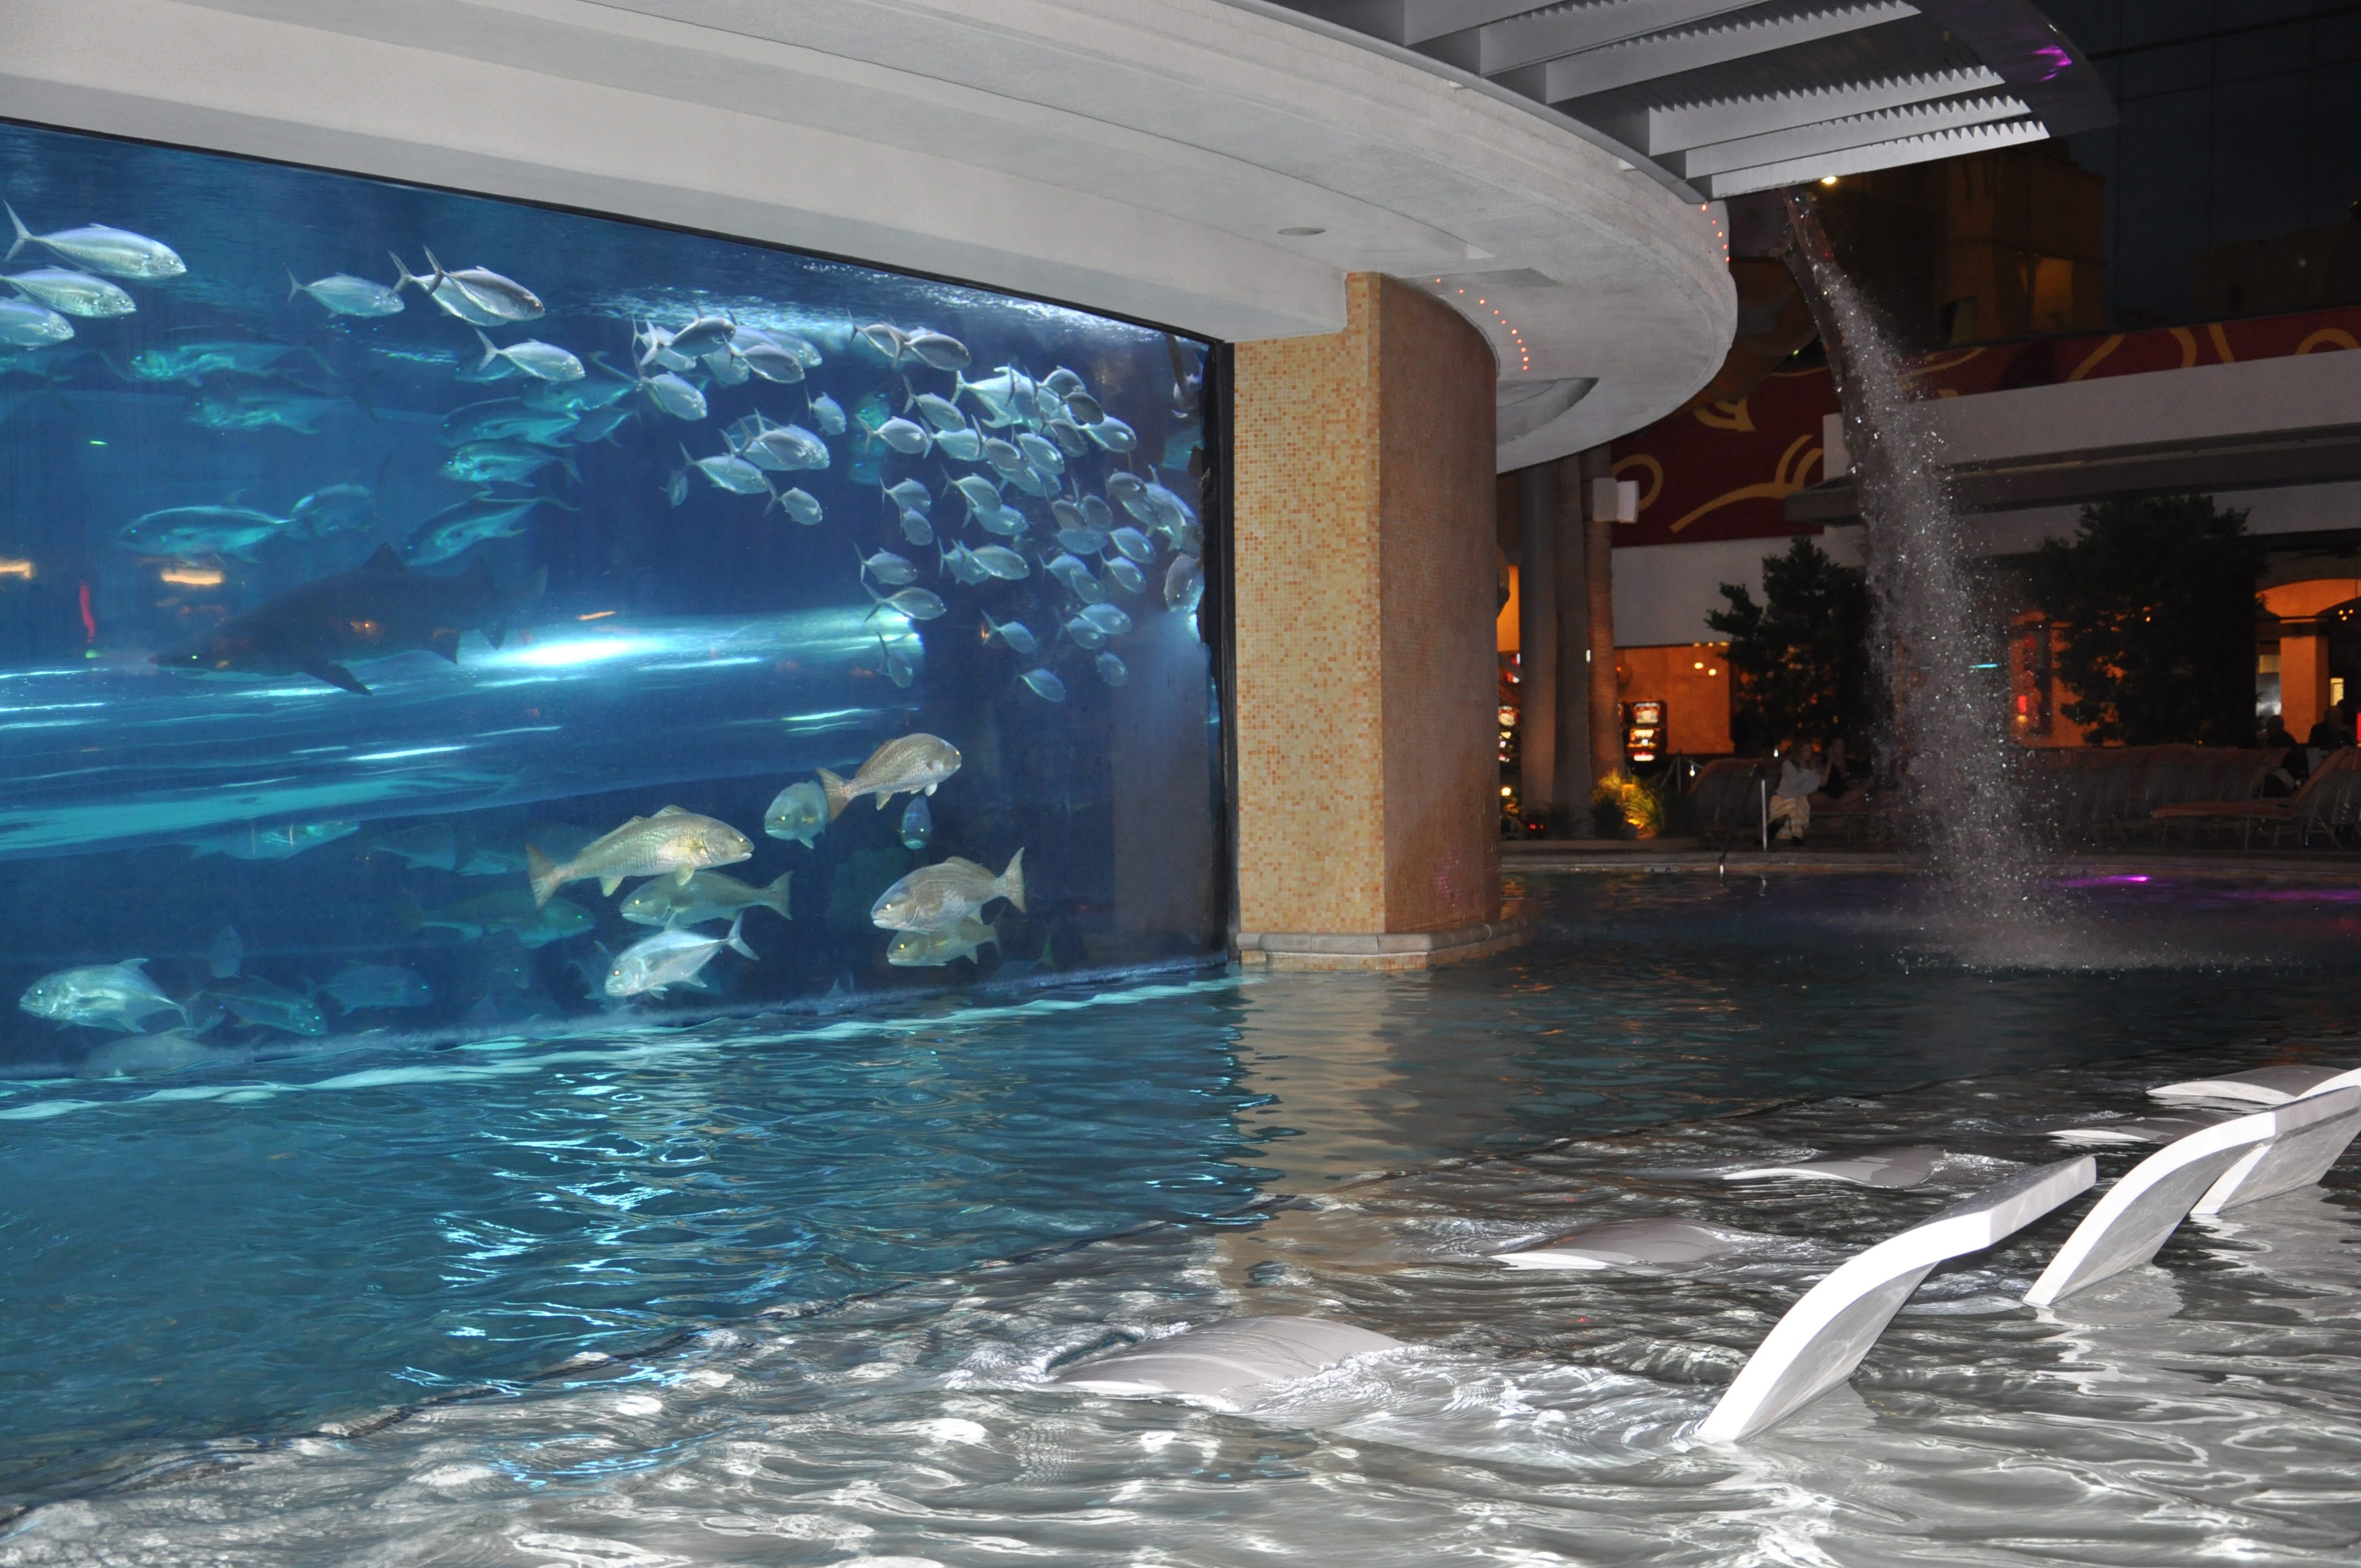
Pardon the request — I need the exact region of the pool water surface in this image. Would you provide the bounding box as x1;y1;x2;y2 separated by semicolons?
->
3;872;2359;1562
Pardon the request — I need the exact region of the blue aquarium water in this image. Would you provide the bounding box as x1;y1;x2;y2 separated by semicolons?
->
0;120;1218;1076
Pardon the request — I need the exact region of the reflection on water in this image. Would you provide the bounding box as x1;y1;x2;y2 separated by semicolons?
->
6;874;2360;1564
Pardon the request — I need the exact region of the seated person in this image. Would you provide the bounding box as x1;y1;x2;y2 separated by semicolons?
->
1769;741;1825;843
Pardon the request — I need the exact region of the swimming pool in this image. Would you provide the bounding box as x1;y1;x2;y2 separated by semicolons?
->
4;871;2358;1562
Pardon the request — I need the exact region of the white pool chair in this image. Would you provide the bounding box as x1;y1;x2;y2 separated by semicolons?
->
1494;1218;1757;1271
2191;1084;2361;1215
1718;1146;1940;1188
2046;1110;2232;1146
1696;1156;2095;1444
2149;1064;2361;1106
1052;1317;1403;1409
2023;1087;2358;1306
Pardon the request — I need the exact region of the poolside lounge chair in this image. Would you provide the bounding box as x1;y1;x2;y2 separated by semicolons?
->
2150;747;2361;847
1695;1156;2094;1444
1687;759;1775;847
2149;1063;2361;1106
2024;1087;2359;1305
1052;1317;1404;1409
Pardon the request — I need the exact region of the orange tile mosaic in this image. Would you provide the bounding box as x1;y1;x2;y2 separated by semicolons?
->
1233;273;1501;940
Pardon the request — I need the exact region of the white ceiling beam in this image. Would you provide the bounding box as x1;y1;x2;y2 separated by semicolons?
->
1462;0;1769;75
1493;2;1918;102
1668;89;2027;177
1701;113;2046;197
1644;64;2001;151
1280;1;1548;46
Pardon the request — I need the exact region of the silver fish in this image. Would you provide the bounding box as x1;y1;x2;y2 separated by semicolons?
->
879;632;919;688
319;965;435;1011
1105;556;1146;595
1081;494;1116;531
954;365;1034;425
905;330;971;371
130;340;301;383
399;888;594;947
981;437;1026;475
1081;602;1133;638
640;372;708;421
910;392;969;432
187;392;340;435
942;542;991;586
817;733;961;819
475;330;583;383
211;975;326;1036
934;427;983;461
1096;651;1129;686
859;322;912;361
20;960;189;1034
1088;416;1137;452
663;466;689;507
5;203;184;280
393;247;542;323
866;583;946;622
645;314;735;364
886;478;932;515
808;393;847;434
976;504;1029;538
1063;615;1108;651
1056;528;1108;557
1107;472;1148;509
1043;367;1086;398
570;405;638;444
286;268;402;317
951;475;1003;515
1110;526;1156;563
184;820;360;859
687;446;776;496
0;298;72;347
861;546;918;586
1165;552;1205;613
886;915;998;967
899;510;935;547
527;805;752;907
982;612;1037;655
404;493;545;565
1051;499;1086;531
738;421;830;471
1004;464;1058;499
6;266;134;318
1016;432;1065;473
774;487;823;526
870;850;1025;932
1047;553;1105;603
444;439;574;486
898;794;933;851
1046;417;1091;456
1063;390;1106;426
605;912;757;998
444;398;579;445
735;338;805;383
621;868;792;929
874;417;932;455
1020;667;1067;703
292;482;376;538
972;545;1030;580
763;781;830;846
119;503;292;561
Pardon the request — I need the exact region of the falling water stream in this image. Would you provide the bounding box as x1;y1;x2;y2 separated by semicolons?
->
1778;194;2049;949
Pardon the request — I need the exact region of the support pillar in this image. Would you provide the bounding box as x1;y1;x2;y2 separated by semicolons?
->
1580;444;1621;787
1231;273;1525;970
1515;463;1558;813
2283;629;2331;743
1549;454;1594;825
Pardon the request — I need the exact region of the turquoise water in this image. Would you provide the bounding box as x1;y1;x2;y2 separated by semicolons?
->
0;118;1219;1071
8;870;2360;1534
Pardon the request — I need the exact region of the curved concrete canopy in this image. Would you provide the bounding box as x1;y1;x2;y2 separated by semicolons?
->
0;0;1733;469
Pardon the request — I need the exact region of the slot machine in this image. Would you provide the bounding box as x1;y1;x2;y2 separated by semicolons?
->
1622;699;1664;765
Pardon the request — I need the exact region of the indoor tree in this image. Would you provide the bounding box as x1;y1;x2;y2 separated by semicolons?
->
1707;536;1874;754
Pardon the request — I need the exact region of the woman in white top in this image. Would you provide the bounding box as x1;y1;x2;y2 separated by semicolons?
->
1769;742;1825;843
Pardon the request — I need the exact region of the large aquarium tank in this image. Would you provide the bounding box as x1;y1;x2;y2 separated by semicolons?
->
0;120;1222;1077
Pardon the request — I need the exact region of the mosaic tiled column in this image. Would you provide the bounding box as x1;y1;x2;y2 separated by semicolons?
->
1230;273;1522;971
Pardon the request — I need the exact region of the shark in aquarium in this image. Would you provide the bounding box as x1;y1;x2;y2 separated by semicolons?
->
151;544;545;694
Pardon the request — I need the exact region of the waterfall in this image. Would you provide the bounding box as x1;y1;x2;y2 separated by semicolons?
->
1776;193;2043;934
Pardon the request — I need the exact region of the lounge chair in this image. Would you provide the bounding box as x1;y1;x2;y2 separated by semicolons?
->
2151;747;2361;847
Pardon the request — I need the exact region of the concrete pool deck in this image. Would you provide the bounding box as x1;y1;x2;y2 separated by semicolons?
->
1505;839;2361;878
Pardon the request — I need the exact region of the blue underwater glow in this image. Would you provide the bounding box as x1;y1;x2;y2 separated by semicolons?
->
0;119;1223;1068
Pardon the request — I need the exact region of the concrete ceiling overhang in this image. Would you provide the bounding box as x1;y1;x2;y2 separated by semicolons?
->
1274;0;2117;199
0;0;1739;469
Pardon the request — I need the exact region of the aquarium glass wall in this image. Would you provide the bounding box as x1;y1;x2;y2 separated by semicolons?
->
0;121;1221;1076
